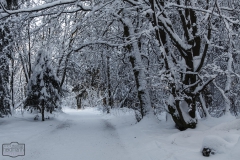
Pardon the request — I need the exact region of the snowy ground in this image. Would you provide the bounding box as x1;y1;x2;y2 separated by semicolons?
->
0;107;240;160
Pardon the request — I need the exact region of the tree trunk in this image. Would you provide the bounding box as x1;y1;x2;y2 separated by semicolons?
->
42;100;45;121
0;0;19;117
123;19;152;121
76;96;81;109
0;28;11;116
10;58;14;110
106;55;113;108
148;0;201;130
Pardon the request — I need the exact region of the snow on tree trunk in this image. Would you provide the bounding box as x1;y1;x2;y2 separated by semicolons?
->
123;18;152;121
199;93;210;118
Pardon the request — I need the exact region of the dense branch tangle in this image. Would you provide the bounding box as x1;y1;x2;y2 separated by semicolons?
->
147;0;238;130
0;0;239;129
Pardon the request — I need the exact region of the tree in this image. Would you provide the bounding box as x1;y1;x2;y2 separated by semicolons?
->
1;0;240;129
0;0;19;117
25;48;61;121
146;0;240;130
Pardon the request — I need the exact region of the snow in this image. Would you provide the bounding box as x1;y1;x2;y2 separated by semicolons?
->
0;0;7;7
202;135;232;154
0;108;240;160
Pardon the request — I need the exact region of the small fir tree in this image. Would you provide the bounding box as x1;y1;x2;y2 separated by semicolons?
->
25;49;61;121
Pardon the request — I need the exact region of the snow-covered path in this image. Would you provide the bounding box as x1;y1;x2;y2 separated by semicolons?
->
1;109;132;160
1;108;240;160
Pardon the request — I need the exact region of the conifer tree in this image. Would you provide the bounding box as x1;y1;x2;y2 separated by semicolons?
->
25;49;61;121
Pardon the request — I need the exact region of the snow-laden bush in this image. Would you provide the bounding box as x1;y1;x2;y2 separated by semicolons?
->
201;135;231;156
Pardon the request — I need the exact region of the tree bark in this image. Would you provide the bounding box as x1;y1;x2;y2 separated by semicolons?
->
123;18;152;121
106;54;113;108
42;100;45;121
148;0;200;130
76;95;81;109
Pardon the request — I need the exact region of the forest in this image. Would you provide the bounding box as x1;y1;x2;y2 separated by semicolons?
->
0;0;240;159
